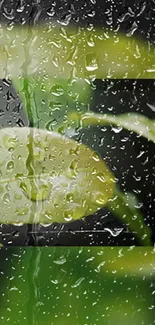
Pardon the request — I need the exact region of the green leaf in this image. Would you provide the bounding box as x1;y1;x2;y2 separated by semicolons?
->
12;77;91;130
69;112;155;144
107;187;152;246
0;25;155;78
0;127;115;224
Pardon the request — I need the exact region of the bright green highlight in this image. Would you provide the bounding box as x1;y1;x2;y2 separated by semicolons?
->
0;247;154;325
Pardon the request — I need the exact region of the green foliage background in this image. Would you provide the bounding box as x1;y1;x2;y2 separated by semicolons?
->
0;247;155;325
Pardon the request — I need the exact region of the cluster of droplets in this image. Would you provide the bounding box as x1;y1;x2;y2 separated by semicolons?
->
0;247;155;323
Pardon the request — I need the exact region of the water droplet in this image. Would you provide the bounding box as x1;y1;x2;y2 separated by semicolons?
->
68;160;78;178
43;210;53;221
3;135;17;150
111;126;123;133
136;151;145;159
57;13;72;26
53;256;66;265
72;277;85;288
95;261;105;273
47;7;55;17
50;84;64;96
46;119;57;132
146;68;155;73
20;178;51;202
127;21;138;37
94;193;106;206
15;206;29;216
6;160;14;171
64;210;73;222
66;193;74;202
10;286;18;291
2;5;15;20
92;167;97;175
0;109;5;117
134;202;143;209
8;147;15;152
87;10;96;18
85;53;98;71
16;4;25;13
133;175;141;182
51;279;59;284
104;228;124;237
86;34;95;47
96;173;106;183
69;146;80;156
146;103;155;112
3;192;11;204
92;152;100;162
5;182;11;191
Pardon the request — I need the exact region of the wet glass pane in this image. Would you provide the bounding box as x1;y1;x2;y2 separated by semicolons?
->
0;1;155;325
0;78;154;246
0;1;154;247
0;247;155;324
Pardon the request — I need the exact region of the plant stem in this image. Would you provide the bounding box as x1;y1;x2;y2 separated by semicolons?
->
23;78;34;127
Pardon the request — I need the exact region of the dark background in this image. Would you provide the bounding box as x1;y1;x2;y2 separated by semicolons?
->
0;0;154;245
0;0;154;42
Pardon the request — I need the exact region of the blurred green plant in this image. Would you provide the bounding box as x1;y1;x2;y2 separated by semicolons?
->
12;77;91;130
0;247;154;325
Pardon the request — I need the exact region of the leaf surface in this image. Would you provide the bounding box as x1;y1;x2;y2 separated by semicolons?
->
0;127;115;224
